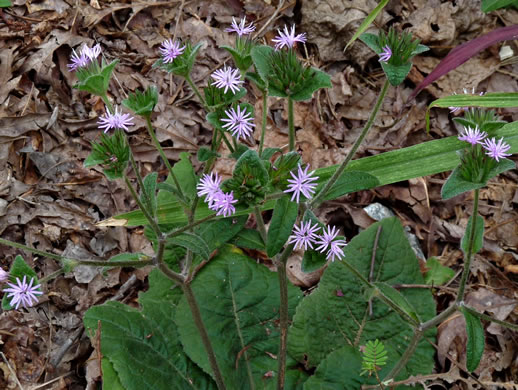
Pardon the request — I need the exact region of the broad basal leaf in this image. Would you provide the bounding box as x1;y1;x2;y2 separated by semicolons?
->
288;218;436;388
175;246;304;390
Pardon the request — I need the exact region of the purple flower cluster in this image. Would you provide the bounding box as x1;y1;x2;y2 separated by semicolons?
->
68;43;102;71
98;106;135;133
221;105;255;140
159;39;185;63
379;45;392;62
284;164;319;203
211;66;243;94
458;126;511;162
288;222;346;262
3;275;43;310
197;173;237;217
225;17;256;36
272;25;307;50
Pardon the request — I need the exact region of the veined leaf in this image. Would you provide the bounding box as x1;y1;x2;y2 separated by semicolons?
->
460;306;485;372
266;196;298;257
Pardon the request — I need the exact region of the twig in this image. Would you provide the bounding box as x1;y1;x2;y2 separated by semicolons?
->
1;352;24;390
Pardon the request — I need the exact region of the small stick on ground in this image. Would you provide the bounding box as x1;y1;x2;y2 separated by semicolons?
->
1;352;24;390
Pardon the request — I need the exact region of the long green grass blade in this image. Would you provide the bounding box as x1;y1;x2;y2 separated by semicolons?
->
345;0;389;51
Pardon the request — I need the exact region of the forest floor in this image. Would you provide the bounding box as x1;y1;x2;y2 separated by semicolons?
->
0;0;517;389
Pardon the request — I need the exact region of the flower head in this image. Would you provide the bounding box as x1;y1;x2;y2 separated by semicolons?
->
197;173;222;204
272;25;307;50
0;269;8;283
68;50;90;71
379;45;392;62
225;17;256;36
211;66;243;94
221;106;255;140
315;225;339;253
213;191;238;217
326;239;347;262
288;220;321;250
3;275;43;310
97;106;135;133
159;39;186;63
458;126;487;146
482;137;511;162
83;43;102;61
284;164;319;203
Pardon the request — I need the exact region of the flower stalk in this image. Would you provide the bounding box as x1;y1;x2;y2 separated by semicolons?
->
288;96;295;151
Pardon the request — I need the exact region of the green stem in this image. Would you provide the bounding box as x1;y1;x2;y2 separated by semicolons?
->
220;129;235;153
253;206;267;244
419;303;458;331
381;330;423;386
124;174;161;234
310;79;390;208
101;94;114;114
276;243;294;390
39;268;65;284
129;152;155;221
185;75;208;110
456;189;480;303
461;304;518;331
144;115;187;205
181;282;227;390
259;92;268;156
164;214;218;239
287;96;295;152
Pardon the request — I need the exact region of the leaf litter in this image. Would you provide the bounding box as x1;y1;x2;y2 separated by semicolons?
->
0;0;517;388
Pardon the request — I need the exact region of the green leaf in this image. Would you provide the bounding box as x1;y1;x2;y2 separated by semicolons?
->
244;72;266;91
232;229;265;250
381;61;413;86
2;255;41;311
290;68;332;101
359;33;381;53
319;171;380;201
84;270;216;390
461;215;484;255
197;146;220;162
175;246;304;389
251;45;274;84
373;282;420;324
169;232;210;260
345;0;389;51
460;306;485;372
122;86;158;116
234;149;269;186
424;257;455;285
107;252;151;265
194;216;247;253
266;196;298;257
141;172;158;217
288;218;436;382
482;0;518;12
101;358;126;390
171;152;197;200
301;250;327;273
0;0;12;7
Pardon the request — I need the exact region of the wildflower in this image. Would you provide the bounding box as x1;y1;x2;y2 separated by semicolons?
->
211;66;243;94
221;106;255;140
159;39;186;63
315;225;340;253
225;16;256;36
458;126;487;146
213;191;238;217
379;45;392;62
326;239;347;262
83;43;102;61
68;50;90;71
284;164;318;203
288;220;320;250
272;25;307;50
197;173;222;204
97;106;135;133
482;137;511;162
3;275;43;310
0;269;8;283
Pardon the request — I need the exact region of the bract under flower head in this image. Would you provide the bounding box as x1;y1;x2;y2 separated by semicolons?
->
379;45;392;62
284;164;318;203
97;106;135;133
3;275;43;310
288;220;320;250
159;39;186;63
225;17;256;36
211;66;243;94
221;105;255;140
458;126;487;146
482;137;511;162
272;25;307;50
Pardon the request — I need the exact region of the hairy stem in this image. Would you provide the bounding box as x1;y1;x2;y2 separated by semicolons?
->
310;79;390;207
276;243;294;390
461;304;518;331
456;189;480;303
381;330;423;386
164;214;218;239
253;206;267;244
124;174;161;234
287;96;295;151
181;282;227;390
259;92;268;156
185;74;208;110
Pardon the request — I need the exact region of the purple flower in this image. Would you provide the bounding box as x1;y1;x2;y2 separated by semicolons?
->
284;164;319;203
213;191;237;217
83;43;102;61
159;39;186;63
288;220;321;250
225;17;256;36
3;275;43;310
211;66;243;94
68;50;90;71
326;239;346;262
315;225;339;253
0;269;8;283
482;137;511;162
97;106;135;133
272;25;307;50
221;106;255;140
197;173;222;205
379;45;392;62
458;126;487;145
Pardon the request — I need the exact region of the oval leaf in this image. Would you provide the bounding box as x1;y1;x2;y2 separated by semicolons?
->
266;196;298;257
460;306;485;372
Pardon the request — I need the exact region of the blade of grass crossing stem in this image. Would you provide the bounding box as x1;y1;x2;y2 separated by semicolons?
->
344;0;389;51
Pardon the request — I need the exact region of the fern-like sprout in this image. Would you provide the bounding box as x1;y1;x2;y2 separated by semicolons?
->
360;339;388;377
